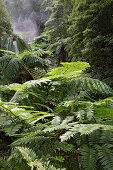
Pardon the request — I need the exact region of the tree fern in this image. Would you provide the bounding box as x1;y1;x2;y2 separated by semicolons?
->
1;61;113;169
0;55;12;69
9;115;113;170
1;33;30;54
9;77;113;108
22;54;47;70
0;52;48;82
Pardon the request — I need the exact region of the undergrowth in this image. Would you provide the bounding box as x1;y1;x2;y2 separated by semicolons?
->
0;62;113;170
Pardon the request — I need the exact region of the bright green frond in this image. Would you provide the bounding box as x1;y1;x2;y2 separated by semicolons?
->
47;61;90;78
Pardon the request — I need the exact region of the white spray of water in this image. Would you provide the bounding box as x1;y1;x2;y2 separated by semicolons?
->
4;0;50;42
13;17;38;42
13;0;38;42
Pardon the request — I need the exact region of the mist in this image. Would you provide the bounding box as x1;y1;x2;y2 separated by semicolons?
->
13;16;38;42
4;0;50;42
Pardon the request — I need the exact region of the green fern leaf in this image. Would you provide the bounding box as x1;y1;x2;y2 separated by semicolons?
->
22;55;47;70
60;124;113;142
47;61;90;78
81;145;97;170
95;145;113;170
4;58;21;79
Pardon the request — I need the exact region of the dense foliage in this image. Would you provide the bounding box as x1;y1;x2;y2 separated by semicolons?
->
0;0;12;49
0;0;113;170
1;62;113;170
0;0;12;32
69;0;113;81
45;0;113;82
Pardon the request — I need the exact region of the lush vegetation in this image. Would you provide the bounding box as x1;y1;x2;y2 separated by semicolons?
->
45;0;113;83
0;0;113;170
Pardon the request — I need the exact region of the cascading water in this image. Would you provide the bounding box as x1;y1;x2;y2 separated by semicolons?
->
4;0;50;42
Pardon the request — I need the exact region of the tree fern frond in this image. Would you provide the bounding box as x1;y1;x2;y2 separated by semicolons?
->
100;131;113;144
95;145;113;170
81;145;97;170
73;77;113;98
10;79;51;104
52;116;62;125
0;102;53;126
12;130;46;146
16;36;30;53
60;124;113;142
4;124;22;136
47;61;90;78
0;83;22;92
8;38;15;52
4;58;22;79
0;49;15;55
43;124;68;133
22;55;48;70
54;141;75;152
7;146;46;170
92;97;113;120
16;147;46;170
1;34;9;48
94;106;113;119
0;112;22;136
61;116;74;125
8;62;113;108
0;55;12;69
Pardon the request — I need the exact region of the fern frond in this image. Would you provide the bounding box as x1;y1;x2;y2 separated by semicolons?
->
60;124;113;142
61;116;75;125
54;141;75;152
100;131;113;144
1;34;9;48
0;48;16;54
93;97;113;119
8;146;46;170
52;116;62;125
81;145;97;170
12;130;46;146
0;55;12;69
0;102;53;126
16;36;30;53
95;145;113;170
22;55;48;71
4;124;22;136
4;58;22;79
9;62;113;109
16;147;46;170
44;124;68;133
0;112;22;136
10;79;51;104
1;83;21;92
69;77;113;98
7;38;15;52
47;61;90;78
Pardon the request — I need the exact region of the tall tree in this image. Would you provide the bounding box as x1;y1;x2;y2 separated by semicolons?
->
45;0;72;64
45;0;72;43
0;0;12;46
69;0;113;82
